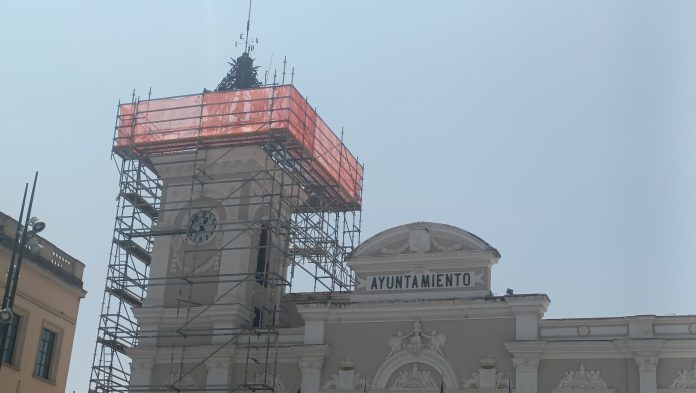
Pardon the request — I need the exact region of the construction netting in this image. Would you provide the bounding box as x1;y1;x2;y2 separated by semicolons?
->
115;85;362;206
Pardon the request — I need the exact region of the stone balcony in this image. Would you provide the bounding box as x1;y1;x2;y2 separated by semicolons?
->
0;211;85;290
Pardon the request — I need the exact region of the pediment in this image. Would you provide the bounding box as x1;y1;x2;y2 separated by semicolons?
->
350;222;499;259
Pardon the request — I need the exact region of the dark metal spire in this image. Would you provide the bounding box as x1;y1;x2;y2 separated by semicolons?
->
215;52;261;91
215;0;261;91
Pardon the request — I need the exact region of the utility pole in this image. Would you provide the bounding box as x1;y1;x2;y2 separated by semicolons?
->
0;172;45;369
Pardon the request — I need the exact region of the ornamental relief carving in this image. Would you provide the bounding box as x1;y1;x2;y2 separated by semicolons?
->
670;362;696;389
387;320;446;358
551;362;614;393
252;372;287;392
380;228;465;255
372;320;458;390
389;363;438;389
462;356;511;389
324;358;368;391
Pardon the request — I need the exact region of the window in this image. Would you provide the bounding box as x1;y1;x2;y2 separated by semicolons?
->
2;313;22;365
255;225;269;284
252;307;263;328
34;328;57;379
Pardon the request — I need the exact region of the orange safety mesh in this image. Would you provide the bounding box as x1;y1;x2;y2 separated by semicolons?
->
115;85;362;206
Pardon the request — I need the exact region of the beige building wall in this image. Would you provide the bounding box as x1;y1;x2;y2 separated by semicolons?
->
0;212;86;393
129;218;696;393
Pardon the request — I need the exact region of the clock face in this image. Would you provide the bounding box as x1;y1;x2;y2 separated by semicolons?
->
186;210;217;245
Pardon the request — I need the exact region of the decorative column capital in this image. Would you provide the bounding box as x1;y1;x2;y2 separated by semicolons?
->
295;344;331;373
296;345;331;393
512;357;540;371
635;356;658;373
298;359;324;375
504;340;546;369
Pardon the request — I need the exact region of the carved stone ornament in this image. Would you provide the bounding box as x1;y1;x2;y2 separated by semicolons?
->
670;362;696;389
511;357;540;371
380;228;465;255
389;363;438;389
462;356;511;389
387;320;447;358
552;362;614;392
252;373;286;391
324;358;368;390
373;320;458;390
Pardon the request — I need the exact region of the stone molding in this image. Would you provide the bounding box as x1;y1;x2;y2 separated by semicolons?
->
504;341;546;362
322;296;550;323
133;302;251;329
511;339;695;360
349;251;499;274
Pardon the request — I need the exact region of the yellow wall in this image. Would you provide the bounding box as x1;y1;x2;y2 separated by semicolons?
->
0;221;86;393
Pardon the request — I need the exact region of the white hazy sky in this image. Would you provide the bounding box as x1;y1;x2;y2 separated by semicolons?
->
1;1;695;392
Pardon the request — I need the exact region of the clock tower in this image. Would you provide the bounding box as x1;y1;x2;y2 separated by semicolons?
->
89;80;363;392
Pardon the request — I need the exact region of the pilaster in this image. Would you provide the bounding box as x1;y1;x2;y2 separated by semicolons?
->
296;304;332;344
623;339;664;393
295;344;331;393
505;341;546;393
508;297;550;340
635;356;658;393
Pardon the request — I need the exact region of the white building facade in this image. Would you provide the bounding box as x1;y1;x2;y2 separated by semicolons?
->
130;217;696;393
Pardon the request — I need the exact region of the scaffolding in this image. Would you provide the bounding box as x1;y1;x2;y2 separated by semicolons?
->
89;84;363;392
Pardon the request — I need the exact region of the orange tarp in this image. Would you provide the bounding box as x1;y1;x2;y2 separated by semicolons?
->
115;85;362;206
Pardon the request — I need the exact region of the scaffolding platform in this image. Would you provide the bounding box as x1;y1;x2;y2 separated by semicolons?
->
114;84;363;209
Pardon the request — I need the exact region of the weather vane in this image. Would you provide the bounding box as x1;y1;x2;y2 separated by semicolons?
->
215;0;262;91
234;0;258;54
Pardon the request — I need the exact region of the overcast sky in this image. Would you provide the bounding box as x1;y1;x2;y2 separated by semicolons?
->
1;1;695;392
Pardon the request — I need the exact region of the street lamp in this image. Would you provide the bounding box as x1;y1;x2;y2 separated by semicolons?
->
0;172;43;369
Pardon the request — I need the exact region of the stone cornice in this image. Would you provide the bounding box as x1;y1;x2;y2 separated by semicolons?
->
295;344;332;373
619;338;666;356
296;303;332;321
133;303;251;328
323;297;523;322
507;295;551;317
503;338;695;359
293;344;332;360
504;341;547;358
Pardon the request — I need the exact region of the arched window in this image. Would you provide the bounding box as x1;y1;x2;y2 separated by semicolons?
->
255;224;269;285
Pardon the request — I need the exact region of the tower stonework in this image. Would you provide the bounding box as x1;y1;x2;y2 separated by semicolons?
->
90;85;363;392
130;146;302;388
